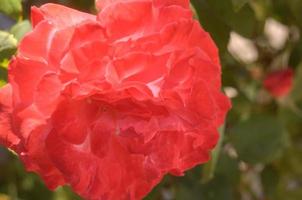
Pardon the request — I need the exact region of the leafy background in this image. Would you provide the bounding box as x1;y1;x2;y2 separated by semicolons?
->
0;0;302;199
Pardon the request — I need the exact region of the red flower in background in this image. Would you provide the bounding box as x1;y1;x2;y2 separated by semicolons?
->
0;0;230;199
263;68;294;98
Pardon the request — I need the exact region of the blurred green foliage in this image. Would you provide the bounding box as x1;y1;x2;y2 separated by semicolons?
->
0;0;302;199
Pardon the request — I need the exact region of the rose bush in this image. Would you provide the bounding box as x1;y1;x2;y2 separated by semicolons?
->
0;0;230;199
263;68;294;98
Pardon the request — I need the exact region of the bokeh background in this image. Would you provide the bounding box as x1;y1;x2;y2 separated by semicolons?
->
1;0;302;199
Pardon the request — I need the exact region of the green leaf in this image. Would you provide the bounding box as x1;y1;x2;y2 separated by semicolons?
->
54;186;82;200
10;20;31;42
191;0;231;55
271;0;293;24
0;65;8;86
291;64;302;101
232;0;249;12
249;0;271;21
279;145;302;177
288;0;302;26
277;145;302;200
144;176;169;200
175;185;202;200
261;165;279;199
0;31;17;51
202;176;235;200
207;0;257;38
279;103;302;137
215;153;240;185
230;114;287;164
289;40;302;68
191;0;257;57
0;31;17;61
202;124;225;182
0;0;22;20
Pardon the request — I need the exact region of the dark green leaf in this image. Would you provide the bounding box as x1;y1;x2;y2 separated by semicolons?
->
202;176;236;200
215;153;240;185
261;165;279;199
175;185;202;200
191;0;257;57
206;0;257;38
232;0;249;12
291;64;302;101
279;104;302;137
288;0;302;25
191;0;231;55
230;114;286;164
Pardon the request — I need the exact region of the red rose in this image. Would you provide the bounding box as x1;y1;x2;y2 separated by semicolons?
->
263;68;294;98
0;1;230;199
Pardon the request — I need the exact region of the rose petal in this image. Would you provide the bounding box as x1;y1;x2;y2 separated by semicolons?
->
18;21;55;62
0;84;20;148
98;1;153;40
31;3;95;28
8;58;49;106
